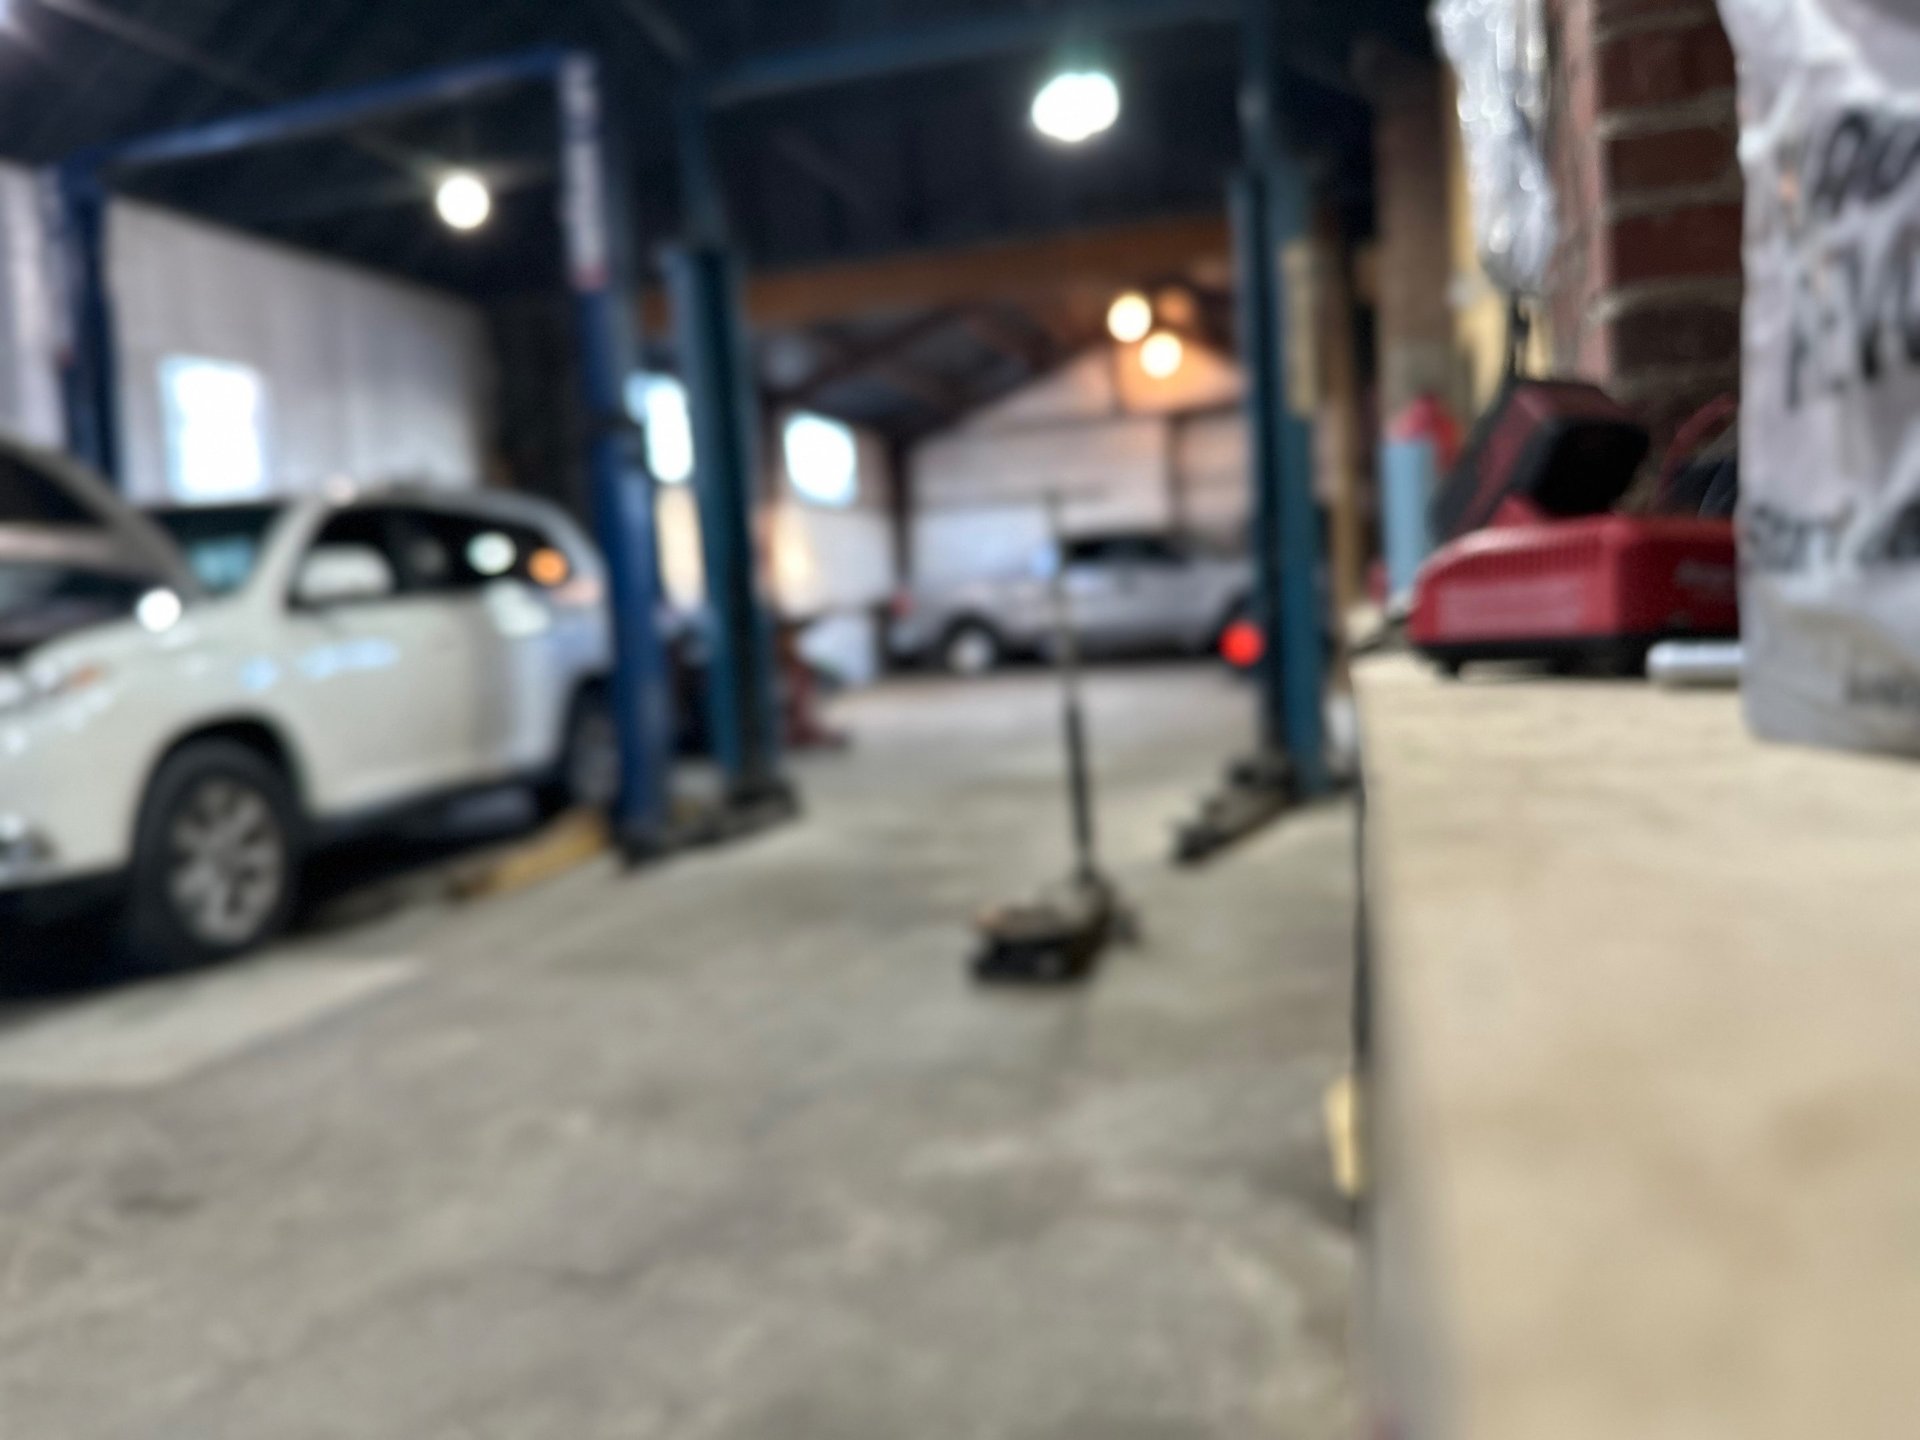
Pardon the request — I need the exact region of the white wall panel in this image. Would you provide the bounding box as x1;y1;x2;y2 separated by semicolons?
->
659;416;898;619
766;413;896;614
907;341;1254;585
770;501;894;613
915;414;1168;513
109;202;491;504
1174;410;1253;538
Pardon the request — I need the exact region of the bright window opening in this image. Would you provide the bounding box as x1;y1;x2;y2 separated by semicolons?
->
161;357;269;502
627;374;693;484
783;411;858;508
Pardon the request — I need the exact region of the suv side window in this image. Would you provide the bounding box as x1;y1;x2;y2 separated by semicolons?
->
392;509;556;593
296;506;407;604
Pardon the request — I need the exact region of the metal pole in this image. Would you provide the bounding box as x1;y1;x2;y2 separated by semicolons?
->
1232;170;1287;757
668;243;784;804
1266;165;1328;793
85;47;572;175
560;53;674;850
49;163;119;482
1236;0;1328;794
668;89;787;807
1045;496;1099;886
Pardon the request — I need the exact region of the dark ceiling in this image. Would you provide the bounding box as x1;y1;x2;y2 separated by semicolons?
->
0;0;1428;439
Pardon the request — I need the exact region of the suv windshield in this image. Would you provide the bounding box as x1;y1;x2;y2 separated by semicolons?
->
0;560;156;661
149;504;285;596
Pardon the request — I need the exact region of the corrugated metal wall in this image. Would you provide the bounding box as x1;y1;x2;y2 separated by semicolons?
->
0;162;490;502
109;201;490;503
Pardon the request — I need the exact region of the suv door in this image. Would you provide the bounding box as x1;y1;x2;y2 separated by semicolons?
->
0;437;197;594
284;506;475;810
390;507;569;778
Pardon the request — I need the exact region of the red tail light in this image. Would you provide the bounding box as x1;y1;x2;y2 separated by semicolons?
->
1221;619;1264;670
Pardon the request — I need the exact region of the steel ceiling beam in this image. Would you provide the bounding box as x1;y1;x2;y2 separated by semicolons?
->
33;0;443;180
606;0;697;66
646;212;1232;330
214;159;557;227
776;308;967;409
706;0;1242;109
82;47;571;175
769;129;888;225
962;306;1057;374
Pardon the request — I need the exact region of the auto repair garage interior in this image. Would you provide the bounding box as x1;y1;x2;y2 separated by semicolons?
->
9;0;1900;1437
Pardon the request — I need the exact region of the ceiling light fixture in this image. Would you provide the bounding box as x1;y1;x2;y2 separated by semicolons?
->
435;171;492;231
1031;69;1120;144
1107;291;1153;344
1140;331;1185;380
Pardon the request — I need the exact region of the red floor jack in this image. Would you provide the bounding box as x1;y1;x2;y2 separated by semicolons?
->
973;501;1137;985
1409;379;1739;677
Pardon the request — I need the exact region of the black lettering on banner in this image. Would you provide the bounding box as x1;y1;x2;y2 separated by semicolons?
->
1847;670;1920;710
1860;496;1920;566
1743;502;1854;574
1900;222;1920;365
1781;107;1920;409
1811;111;1872;221
1870;119;1920;203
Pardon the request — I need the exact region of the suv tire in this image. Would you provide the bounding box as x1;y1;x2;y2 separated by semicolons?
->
125;740;302;971
542;687;622;816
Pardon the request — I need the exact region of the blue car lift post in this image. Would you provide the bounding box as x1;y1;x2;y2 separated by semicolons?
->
1174;0;1332;865
48;48;790;860
665;88;793;829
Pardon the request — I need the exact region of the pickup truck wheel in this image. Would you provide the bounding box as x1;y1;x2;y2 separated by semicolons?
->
126;741;301;970
942;622;1002;676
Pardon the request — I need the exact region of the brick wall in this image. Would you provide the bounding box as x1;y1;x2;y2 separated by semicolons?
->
1544;0;1744;439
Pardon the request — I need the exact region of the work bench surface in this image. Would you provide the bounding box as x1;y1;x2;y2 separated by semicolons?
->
1354;655;1920;1440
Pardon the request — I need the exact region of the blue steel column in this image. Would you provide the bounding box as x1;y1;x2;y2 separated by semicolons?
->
669;91;785;805
559;54;674;850
51;164;120;482
1238;0;1327;793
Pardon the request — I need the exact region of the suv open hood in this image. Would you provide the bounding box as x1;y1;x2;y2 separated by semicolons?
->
0;433;199;598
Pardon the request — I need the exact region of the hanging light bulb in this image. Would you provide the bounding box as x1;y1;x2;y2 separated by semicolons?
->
1107;291;1153;344
1140;331;1185;380
435;171;492;231
1031;69;1121;144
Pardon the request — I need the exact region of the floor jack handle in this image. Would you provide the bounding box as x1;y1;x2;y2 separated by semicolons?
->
1046;495;1098;888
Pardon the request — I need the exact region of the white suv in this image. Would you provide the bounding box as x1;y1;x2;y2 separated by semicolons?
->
0;436;615;967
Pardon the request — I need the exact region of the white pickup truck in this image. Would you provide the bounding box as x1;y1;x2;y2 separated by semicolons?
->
891;530;1252;674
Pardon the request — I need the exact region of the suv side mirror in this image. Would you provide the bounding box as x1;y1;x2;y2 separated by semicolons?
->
295;545;396;607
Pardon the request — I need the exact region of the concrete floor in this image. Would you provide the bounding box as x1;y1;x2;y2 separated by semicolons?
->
0;665;1357;1440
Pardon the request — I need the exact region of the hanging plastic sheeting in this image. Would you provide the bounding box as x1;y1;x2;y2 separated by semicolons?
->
1432;0;1556;295
1722;0;1920;755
